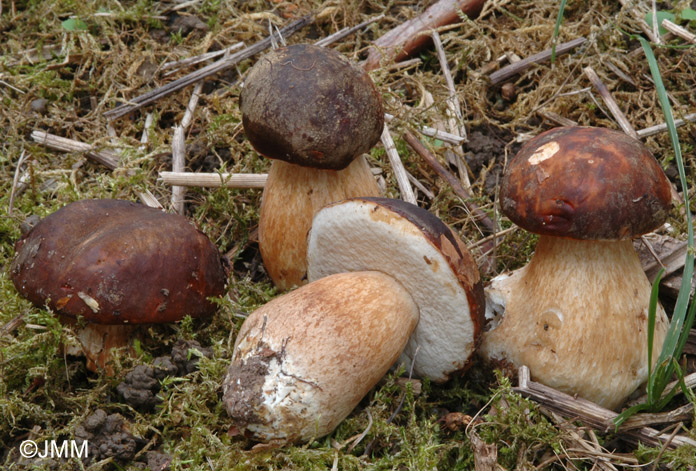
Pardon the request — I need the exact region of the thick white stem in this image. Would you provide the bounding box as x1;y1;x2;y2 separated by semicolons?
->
481;236;669;410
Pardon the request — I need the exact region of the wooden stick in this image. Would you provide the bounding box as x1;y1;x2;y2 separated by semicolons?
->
103;15;313;120
31;131;120;170
661;18;696;44
384;113;465;145
381;123;417;205
171;126;187;214
626;372;696;408
159;171;267;188
489;38;586;85
407;172;435;200
314;14;385;47
637;112;696;138
432;31;472;190
362;0;486;71
514;366;696;450
432;31;467;142
619;403;694;431
171;82;204;213
162;41;245;75
403;130;497;233
8;150;28;217
583;66;639;139
538;110;578;127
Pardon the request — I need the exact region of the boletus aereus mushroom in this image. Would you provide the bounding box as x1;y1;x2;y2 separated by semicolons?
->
307;197;486;383
11;199;228;372
480;126;672;409
241;43;384;290
222;271;419;445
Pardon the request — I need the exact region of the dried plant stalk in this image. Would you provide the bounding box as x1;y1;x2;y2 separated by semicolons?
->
381;124;417;205
403;130;496;233
362;0;486;71
583;66;638;139
31;131;120;170
159;171;267;188
514;366;696;450
489;38;586;85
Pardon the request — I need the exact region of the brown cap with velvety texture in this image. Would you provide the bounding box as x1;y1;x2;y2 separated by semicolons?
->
240;43;384;170
11;199;228;324
501;126;672;240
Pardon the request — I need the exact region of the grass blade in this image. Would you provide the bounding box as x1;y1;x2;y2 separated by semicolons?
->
551;0;568;63
645;268;664;403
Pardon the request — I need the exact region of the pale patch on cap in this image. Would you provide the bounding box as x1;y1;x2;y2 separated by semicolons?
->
528;141;560;165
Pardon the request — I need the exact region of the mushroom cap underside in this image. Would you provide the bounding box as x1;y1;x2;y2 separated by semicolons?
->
306;197;485;382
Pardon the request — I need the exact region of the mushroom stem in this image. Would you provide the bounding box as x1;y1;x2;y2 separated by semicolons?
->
223;271;419;444
480;236;669;410
258;155;380;290
61;315;137;374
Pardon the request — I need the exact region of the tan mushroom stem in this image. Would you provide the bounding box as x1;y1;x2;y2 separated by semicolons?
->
258;155;380;290
60;315;137;374
480;235;669;410
222;271;419;444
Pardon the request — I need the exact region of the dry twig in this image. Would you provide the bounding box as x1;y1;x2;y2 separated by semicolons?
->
402;130;496;233
661;18;696;44
489;38;586;85
362;0;486;71
514;366;696;450
159;172;267;188
583;66;638;139
381;123;417;205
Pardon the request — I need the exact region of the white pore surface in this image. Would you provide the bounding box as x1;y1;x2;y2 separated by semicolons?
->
307;200;475;382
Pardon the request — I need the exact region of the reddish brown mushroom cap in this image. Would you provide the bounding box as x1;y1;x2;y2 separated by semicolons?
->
240;43;384;170
11;199;228;324
500;126;672;240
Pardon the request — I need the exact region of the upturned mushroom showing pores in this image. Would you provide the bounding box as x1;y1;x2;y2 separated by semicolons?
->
241;43;384;290
222;271;419;444
480;126;672;410
11;199;228;372
307;197;486;383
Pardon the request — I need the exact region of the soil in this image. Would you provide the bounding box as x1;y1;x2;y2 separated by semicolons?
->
1;0;694;469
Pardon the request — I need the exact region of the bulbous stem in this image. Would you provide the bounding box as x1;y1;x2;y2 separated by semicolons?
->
480;236;669;410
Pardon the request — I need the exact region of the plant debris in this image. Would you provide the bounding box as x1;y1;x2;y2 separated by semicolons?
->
1;0;694;469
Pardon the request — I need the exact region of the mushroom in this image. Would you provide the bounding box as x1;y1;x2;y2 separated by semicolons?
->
222;271;419;444
479;126;672;409
306;197;486;382
11;199;229;372
240;43;383;290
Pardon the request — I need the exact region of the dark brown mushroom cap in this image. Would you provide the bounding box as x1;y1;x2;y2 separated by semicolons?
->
11;199;228;324
501;126;672;240
240;43;384;170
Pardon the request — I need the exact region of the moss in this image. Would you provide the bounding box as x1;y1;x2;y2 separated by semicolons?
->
1;0;695;469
